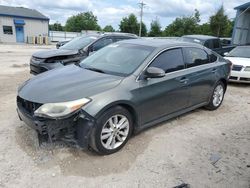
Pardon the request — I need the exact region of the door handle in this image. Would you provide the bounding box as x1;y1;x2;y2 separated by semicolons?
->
211;68;217;73
179;77;189;84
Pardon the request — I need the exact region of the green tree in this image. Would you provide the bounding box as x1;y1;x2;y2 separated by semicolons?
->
119;14;139;35
49;22;63;31
103;25;115;32
163;9;201;37
140;22;147;36
209;6;229;37
199;23;212;35
148;18;162;37
65;12;101;32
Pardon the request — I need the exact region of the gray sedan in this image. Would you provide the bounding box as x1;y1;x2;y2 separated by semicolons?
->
17;39;231;154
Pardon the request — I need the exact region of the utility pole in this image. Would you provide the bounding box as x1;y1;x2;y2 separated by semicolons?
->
138;1;146;37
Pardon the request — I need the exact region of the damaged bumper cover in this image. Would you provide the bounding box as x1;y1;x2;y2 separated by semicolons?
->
17;101;96;148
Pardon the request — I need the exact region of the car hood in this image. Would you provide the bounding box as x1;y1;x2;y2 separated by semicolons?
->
18;65;123;103
32;49;79;59
224;57;250;67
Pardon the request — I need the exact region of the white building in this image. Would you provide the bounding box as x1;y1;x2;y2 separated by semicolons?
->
0;5;49;43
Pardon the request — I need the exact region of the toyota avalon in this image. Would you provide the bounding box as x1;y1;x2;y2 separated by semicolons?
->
17;39;231;155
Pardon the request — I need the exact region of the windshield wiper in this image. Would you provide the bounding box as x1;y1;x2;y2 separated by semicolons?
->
84;67;106;73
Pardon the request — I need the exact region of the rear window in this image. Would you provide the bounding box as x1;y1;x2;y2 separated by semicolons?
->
183;47;210;68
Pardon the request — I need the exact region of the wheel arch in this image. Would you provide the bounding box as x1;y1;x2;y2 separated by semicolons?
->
95;101;139;131
219;78;228;91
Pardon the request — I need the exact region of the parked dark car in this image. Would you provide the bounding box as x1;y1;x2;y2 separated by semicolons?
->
56;40;70;49
17;39;231;155
180;35;235;56
30;33;137;75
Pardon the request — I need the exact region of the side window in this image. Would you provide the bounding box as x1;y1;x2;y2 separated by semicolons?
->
183;48;209;68
208;51;218;63
149;48;185;73
213;39;220;49
92;38;113;51
204;40;213;49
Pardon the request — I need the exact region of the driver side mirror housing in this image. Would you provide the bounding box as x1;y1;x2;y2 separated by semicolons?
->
223;52;229;56
144;67;165;79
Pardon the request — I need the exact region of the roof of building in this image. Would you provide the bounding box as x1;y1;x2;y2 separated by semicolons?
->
182;35;218;40
235;2;250;10
0;5;49;21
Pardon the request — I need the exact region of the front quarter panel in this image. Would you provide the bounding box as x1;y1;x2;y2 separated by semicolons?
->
82;75;140;120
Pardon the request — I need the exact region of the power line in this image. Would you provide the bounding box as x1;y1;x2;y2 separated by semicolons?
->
138;1;146;37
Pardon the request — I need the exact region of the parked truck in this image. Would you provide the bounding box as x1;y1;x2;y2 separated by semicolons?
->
180;35;235;56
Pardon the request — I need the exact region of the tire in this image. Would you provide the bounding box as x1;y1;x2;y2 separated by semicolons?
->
89;106;133;155
205;81;225;110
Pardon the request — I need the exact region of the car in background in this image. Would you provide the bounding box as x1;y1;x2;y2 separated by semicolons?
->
56;40;70;49
224;46;250;83
180;35;235;56
30;33;137;75
17;39;231;154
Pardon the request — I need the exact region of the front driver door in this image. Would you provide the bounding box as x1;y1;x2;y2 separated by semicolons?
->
137;48;190;125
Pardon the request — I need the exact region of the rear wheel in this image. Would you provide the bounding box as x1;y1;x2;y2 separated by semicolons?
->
90;106;133;155
205;81;225;110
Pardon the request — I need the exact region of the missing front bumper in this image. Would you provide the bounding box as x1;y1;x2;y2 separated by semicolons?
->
17;107;95;149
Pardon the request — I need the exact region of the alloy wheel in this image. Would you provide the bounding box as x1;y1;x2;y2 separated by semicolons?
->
212;85;224;107
100;114;130;150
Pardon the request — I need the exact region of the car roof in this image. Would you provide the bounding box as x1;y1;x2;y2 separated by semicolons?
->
118;38;203;49
182;35;218;40
79;33;138;39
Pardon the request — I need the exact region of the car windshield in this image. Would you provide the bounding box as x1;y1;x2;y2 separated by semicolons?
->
226;47;250;58
80;43;155;76
60;36;98;50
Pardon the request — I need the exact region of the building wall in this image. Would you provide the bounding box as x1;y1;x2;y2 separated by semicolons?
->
0;16;48;43
232;9;250;45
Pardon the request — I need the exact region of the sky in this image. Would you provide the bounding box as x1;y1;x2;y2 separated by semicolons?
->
0;0;249;30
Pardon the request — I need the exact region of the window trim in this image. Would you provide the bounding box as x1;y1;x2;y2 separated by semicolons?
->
136;46;216;82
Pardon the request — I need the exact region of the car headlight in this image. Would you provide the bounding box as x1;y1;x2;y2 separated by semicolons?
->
34;98;91;118
244;66;250;72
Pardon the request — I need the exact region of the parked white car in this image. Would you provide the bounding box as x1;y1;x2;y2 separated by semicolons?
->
224;46;250;83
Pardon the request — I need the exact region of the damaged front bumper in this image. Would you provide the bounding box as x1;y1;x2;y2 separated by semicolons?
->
17;101;96;148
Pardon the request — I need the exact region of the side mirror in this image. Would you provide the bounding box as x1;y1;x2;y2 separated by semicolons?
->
144;67;165;79
223;52;229;56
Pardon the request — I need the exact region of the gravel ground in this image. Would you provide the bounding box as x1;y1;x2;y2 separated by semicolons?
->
0;44;249;188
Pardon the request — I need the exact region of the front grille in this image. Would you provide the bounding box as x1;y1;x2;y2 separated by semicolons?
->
240;77;250;82
17;96;42;115
232;65;243;71
30;64;48;75
229;76;238;80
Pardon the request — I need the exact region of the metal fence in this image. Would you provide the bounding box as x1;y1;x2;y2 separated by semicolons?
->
49;31;81;42
49;30;103;42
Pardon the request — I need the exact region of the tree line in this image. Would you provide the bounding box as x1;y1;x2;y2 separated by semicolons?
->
49;6;233;37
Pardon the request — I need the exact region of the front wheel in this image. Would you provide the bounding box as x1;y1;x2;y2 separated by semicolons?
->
90;106;133;155
205;81;225;110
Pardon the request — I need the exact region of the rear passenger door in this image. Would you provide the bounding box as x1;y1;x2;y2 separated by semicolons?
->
182;47;217;106
138;48;190;125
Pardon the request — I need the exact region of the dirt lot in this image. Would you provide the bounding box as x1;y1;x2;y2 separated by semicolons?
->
0;44;249;188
